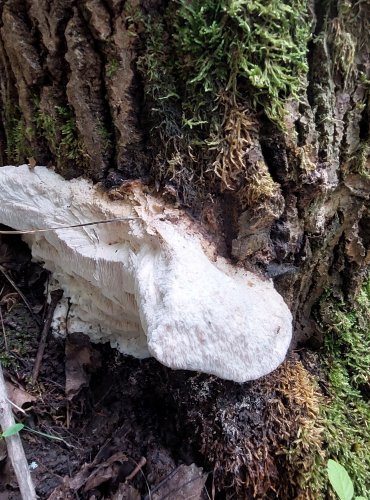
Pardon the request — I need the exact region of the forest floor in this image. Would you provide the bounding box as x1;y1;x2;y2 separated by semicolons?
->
0;232;209;500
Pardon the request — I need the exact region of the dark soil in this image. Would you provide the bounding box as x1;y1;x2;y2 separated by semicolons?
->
0;233;208;500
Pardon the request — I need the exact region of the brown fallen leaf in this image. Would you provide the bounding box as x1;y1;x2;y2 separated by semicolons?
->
65;333;101;400
150;464;207;500
83;451;129;492
110;483;140;500
46;451;129;499
5;381;36;410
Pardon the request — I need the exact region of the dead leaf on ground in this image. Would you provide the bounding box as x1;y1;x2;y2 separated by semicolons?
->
65;333;101;400
110;483;140;500
83;452;129;492
151;463;208;500
0;293;19;311
46;451;130;499
5;381;36;410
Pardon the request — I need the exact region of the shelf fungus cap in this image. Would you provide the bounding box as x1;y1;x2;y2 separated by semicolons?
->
0;165;292;382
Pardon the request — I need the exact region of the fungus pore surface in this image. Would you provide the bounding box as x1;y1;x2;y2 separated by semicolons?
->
0;165;292;382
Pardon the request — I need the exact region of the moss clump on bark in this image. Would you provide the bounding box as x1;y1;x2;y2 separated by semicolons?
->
277;277;370;498
3;101;33;163
329;0;370;87
317;282;370;497
183;279;370;498
139;0;310;200
4;96;88;170
35;103;88;168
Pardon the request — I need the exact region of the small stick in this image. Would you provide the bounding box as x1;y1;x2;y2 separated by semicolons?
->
0;306;8;352
0;265;41;327
0;286;7;352
32;289;63;384
0;363;37;499
0;217;139;235
125;456;147;481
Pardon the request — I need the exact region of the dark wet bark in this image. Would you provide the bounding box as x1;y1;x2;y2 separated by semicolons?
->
0;0;146;180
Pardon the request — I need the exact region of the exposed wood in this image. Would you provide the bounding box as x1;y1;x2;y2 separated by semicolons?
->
0;364;37;500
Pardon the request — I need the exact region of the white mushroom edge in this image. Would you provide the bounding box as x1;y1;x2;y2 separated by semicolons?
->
0;165;292;382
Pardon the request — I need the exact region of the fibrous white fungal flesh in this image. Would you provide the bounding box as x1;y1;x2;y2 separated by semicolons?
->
0;165;292;382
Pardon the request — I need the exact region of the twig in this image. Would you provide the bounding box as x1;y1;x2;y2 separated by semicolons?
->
0;306;8;352
128;457;151;499
6;397;27;416
0;217;139;235
32;289;63;384
125;456;146;481
0;363;37;499
0;265;41;327
0;285;7;351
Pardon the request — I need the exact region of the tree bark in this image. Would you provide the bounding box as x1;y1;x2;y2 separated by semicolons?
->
0;0;369;497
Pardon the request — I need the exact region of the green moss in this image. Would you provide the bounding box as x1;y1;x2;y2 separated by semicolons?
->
174;0;310;124
329;0;370;87
55;105;83;161
4;102;33;163
97;122;113;154
35;111;58;154
35;104;87;166
139;0;310;197
106;59;120;78
354;138;370;178
141;0;310;126
4;96;88;168
277;282;370;498
317;283;370;497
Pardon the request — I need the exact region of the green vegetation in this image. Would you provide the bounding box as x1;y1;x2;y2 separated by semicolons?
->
35;104;88;166
327;460;367;500
4;96;87;167
317;282;370;498
106;59;120;78
1;423;24;439
4;101;33;163
355;139;370;178
142;0;310;125
35;108;58;153
329;0;370;88
272;282;370;498
97;121;113;154
173;0;310;124
54;105;86;163
139;0;311;196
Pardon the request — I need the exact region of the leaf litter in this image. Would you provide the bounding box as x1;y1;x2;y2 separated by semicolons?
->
0;229;208;500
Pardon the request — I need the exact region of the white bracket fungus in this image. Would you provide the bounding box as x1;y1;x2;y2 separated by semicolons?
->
0;165;292;382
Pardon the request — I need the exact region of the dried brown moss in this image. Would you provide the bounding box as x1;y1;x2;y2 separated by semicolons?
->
178;357;324;498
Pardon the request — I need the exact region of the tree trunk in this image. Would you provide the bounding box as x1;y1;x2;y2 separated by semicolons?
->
0;0;369;497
